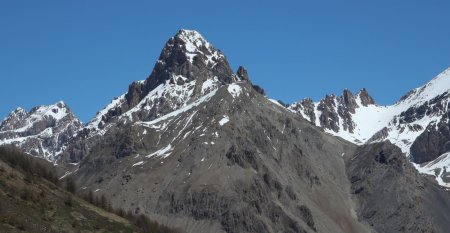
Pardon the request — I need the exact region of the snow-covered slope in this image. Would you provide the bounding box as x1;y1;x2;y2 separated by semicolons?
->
288;89;380;143
289;67;450;187
0;101;82;161
415;152;450;188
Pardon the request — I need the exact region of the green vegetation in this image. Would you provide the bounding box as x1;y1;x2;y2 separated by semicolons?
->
0;146;181;233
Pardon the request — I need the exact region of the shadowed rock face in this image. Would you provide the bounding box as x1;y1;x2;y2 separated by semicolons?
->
345;142;450;233
410;116;450;163
407;93;450;163
358;88;375;107
342;89;358;114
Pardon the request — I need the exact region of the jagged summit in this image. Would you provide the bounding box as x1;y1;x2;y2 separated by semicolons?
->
0;101;73;131
174;29;214;57
176;29;204;40
1;107;27;129
151;29;232;84
288;88;376;123
0;101;82;160
85;29;245;133
286;67;450;187
356;88;376;106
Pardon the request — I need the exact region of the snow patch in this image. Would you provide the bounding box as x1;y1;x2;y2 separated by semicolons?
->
415;152;450;188
146;144;173;158
219;116;230;126
268;99;283;107
227;84;242;98
132;161;145;167
139;89;218;127
202;76;219;94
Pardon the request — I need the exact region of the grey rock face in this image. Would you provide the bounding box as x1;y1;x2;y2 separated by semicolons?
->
357;88;376;106
0;102;82;161
237;66;265;95
400;91;450;163
410;116;450;163
366;127;389;143
69;83;373;233
346;142;450;233
237;66;250;82
399;92;449;125
341;89;358;113
289;98;316;123
317;94;340;132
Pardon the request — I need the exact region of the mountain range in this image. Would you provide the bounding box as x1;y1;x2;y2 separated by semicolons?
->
1;29;450;233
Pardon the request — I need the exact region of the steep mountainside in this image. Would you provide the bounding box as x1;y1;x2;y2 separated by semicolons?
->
59;30;258;163
55;30;373;233
289;68;450;187
0;102;82;161
345;142;450;233
1;29;450;233
56;30;450;233
68;81;374;233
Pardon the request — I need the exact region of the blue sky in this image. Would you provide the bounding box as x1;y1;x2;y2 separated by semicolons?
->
1;1;450;122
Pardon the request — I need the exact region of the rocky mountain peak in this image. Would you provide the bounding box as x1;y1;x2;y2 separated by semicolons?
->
86;29;239;131
237;66;250;82
341;89;358;113
142;29;235;93
148;29;233;85
0;107;28;131
1;101;75;132
289;88;378;137
0;102;82;161
13;107;26;115
356;88;375;106
174;29;210;54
